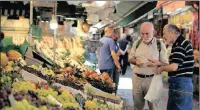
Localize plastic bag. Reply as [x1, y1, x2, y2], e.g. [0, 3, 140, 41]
[144, 74, 163, 104]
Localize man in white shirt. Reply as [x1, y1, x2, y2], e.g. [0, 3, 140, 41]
[128, 22, 168, 110]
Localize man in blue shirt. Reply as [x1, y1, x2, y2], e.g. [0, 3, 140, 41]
[98, 26, 121, 77]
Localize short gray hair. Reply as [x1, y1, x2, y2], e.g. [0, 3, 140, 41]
[167, 24, 181, 34]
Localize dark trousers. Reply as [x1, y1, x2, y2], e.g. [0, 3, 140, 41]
[119, 52, 128, 75]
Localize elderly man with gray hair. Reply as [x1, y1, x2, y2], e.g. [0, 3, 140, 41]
[129, 22, 168, 110]
[155, 24, 194, 110]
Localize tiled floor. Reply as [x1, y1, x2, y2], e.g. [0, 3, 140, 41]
[117, 66, 199, 110]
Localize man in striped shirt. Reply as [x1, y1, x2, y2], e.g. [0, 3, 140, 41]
[155, 24, 194, 110]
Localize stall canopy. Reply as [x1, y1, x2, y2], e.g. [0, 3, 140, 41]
[117, 1, 157, 27]
[156, 1, 187, 14]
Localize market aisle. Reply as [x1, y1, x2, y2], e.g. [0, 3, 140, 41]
[117, 66, 199, 110]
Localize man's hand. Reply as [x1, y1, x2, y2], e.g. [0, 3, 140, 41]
[147, 59, 161, 67]
[135, 59, 144, 67]
[117, 50, 121, 56]
[155, 67, 163, 75]
[116, 65, 121, 72]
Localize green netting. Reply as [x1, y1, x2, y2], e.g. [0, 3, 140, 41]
[0, 37, 29, 56]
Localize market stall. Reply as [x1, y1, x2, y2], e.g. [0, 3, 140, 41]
[0, 1, 126, 110]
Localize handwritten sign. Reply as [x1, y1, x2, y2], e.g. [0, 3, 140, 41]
[83, 40, 103, 53]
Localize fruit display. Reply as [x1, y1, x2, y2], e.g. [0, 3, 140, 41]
[82, 71, 115, 93]
[0, 71, 22, 88]
[4, 65, 13, 73]
[7, 50, 22, 61]
[22, 65, 85, 91]
[0, 86, 12, 109]
[0, 33, 125, 109]
[34, 36, 86, 69]
[7, 81, 81, 110]
[84, 100, 99, 110]
[12, 36, 25, 46]
[0, 53, 9, 67]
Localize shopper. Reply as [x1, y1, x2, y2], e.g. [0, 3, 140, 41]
[193, 49, 199, 96]
[155, 24, 194, 110]
[111, 29, 121, 93]
[118, 35, 130, 75]
[0, 32, 5, 51]
[98, 26, 121, 78]
[128, 22, 168, 110]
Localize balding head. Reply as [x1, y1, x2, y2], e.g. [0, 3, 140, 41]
[140, 22, 154, 43]
[104, 26, 113, 37]
[163, 24, 181, 46]
[141, 22, 154, 31]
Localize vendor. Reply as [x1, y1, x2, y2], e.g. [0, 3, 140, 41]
[193, 49, 199, 96]
[0, 32, 5, 51]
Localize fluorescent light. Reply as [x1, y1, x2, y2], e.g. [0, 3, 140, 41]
[176, 8, 182, 11]
[50, 15, 58, 30]
[41, 21, 44, 22]
[167, 12, 172, 15]
[65, 18, 77, 20]
[95, 1, 106, 6]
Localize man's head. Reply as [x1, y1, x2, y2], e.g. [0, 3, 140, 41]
[140, 22, 154, 43]
[163, 24, 181, 46]
[104, 26, 113, 37]
[112, 29, 119, 41]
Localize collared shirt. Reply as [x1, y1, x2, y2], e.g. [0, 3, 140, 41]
[98, 36, 116, 70]
[129, 37, 169, 75]
[168, 35, 194, 77]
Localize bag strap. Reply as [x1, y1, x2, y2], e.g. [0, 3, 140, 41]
[135, 39, 162, 59]
[136, 39, 142, 49]
[157, 40, 161, 60]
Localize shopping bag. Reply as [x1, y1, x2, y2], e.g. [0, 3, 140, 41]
[144, 74, 163, 104]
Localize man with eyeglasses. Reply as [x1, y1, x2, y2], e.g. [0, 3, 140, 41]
[155, 24, 194, 110]
[128, 22, 168, 110]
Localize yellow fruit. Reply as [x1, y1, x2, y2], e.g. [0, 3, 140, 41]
[0, 53, 8, 67]
[4, 65, 13, 72]
[65, 67, 73, 73]
[7, 50, 22, 61]
[30, 82, 37, 89]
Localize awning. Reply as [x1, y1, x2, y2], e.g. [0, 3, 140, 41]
[156, 1, 186, 14]
[117, 1, 157, 27]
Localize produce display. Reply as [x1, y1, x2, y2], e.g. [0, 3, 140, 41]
[82, 71, 115, 93]
[0, 35, 124, 109]
[0, 53, 9, 67]
[7, 50, 22, 61]
[34, 39, 86, 70]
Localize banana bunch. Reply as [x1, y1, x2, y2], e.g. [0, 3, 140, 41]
[12, 36, 25, 46]
[41, 67, 55, 76]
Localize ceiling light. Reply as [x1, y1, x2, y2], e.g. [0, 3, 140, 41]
[95, 1, 106, 6]
[65, 18, 77, 20]
[50, 15, 58, 30]
[167, 12, 172, 15]
[176, 8, 182, 11]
